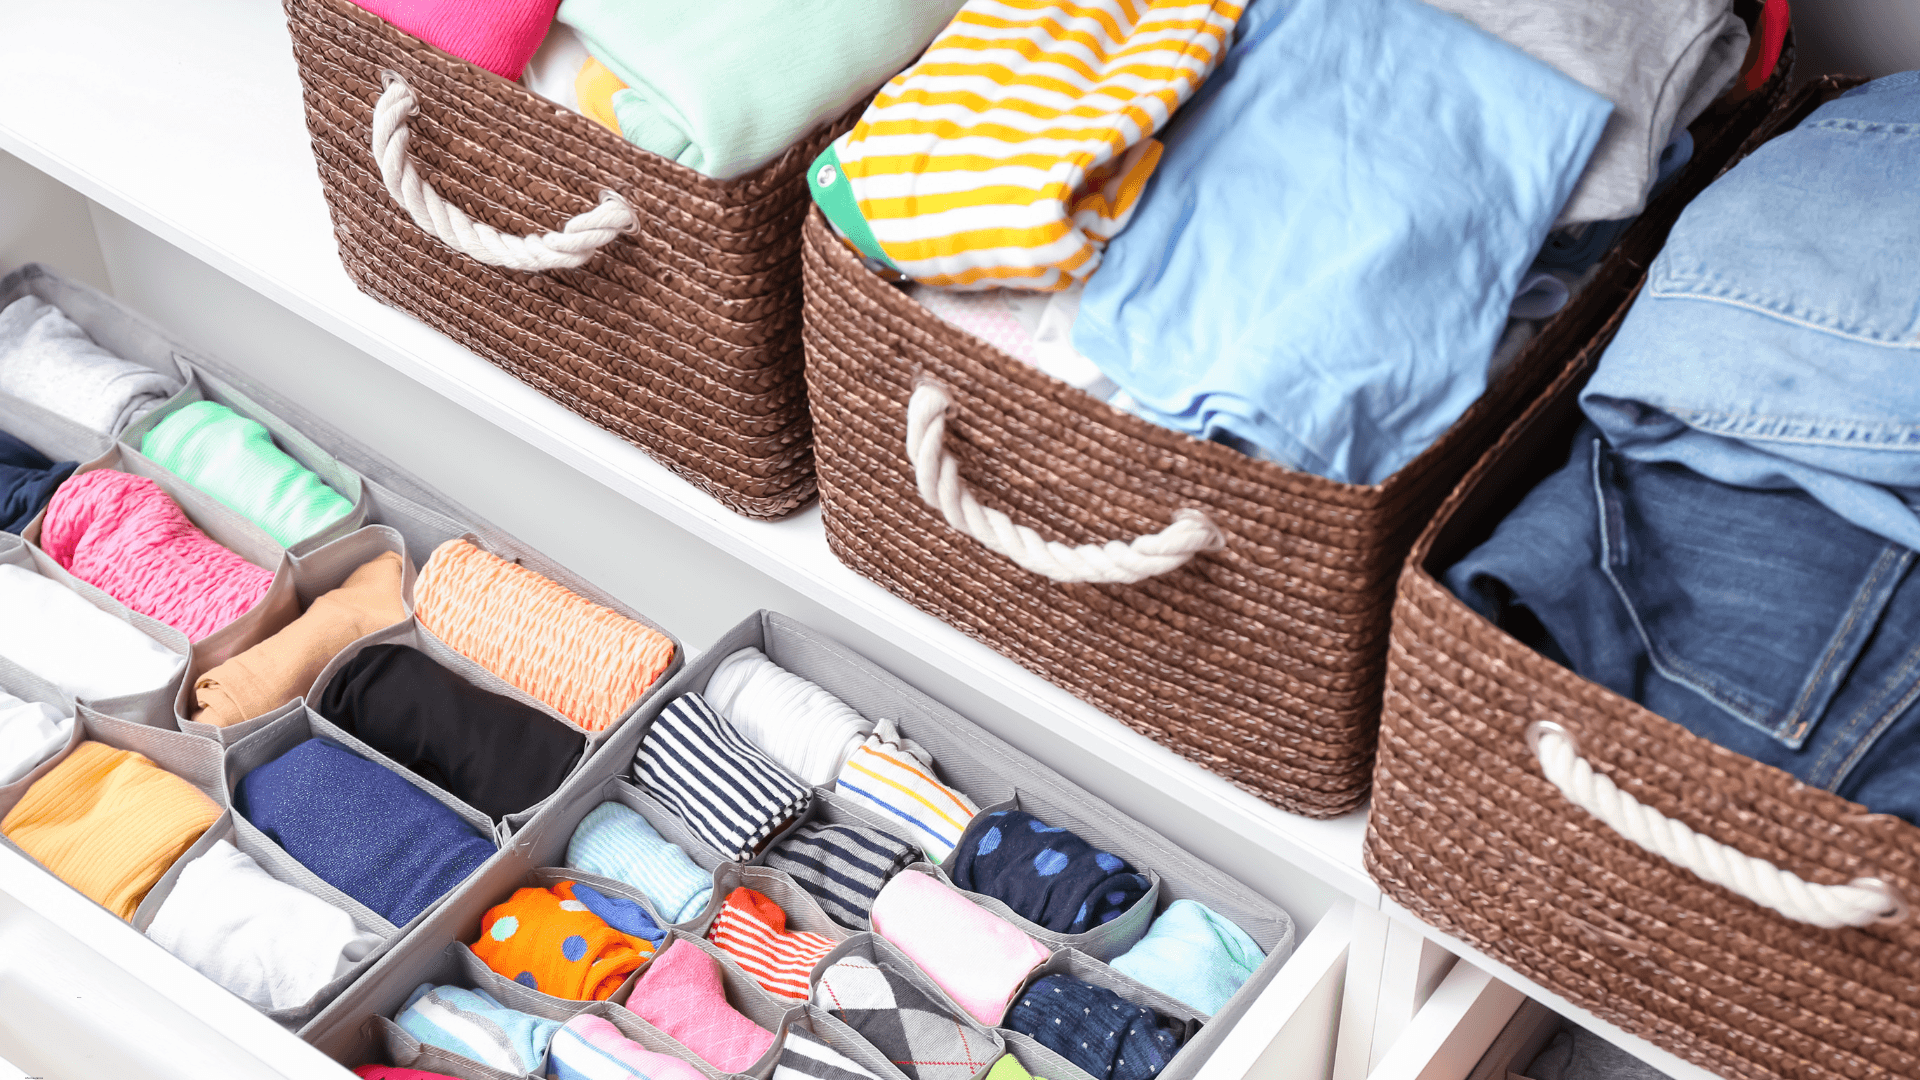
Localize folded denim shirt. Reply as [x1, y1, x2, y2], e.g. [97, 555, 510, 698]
[1447, 424, 1920, 822]
[1582, 72, 1920, 551]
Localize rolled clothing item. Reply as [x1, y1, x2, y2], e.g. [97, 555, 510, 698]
[414, 538, 674, 732]
[41, 468, 274, 642]
[948, 809, 1150, 934]
[1509, 271, 1572, 321]
[548, 1014, 707, 1080]
[869, 870, 1050, 1028]
[557, 0, 966, 180]
[834, 717, 978, 865]
[1424, 0, 1746, 225]
[146, 839, 383, 1011]
[0, 295, 176, 434]
[353, 1067, 464, 1080]
[0, 689, 71, 787]
[634, 692, 810, 863]
[1070, 0, 1610, 486]
[0, 562, 182, 702]
[472, 882, 656, 1001]
[813, 942, 1000, 1080]
[568, 879, 666, 947]
[706, 887, 836, 1001]
[319, 643, 586, 820]
[913, 285, 1117, 403]
[191, 550, 406, 728]
[1109, 899, 1265, 1017]
[774, 1026, 883, 1080]
[1534, 130, 1695, 275]
[1, 741, 221, 920]
[522, 19, 591, 112]
[396, 983, 562, 1076]
[704, 647, 872, 785]
[348, 0, 559, 81]
[1006, 976, 1185, 1080]
[236, 738, 495, 926]
[626, 939, 775, 1072]
[141, 401, 354, 548]
[808, 0, 1242, 290]
[762, 820, 916, 932]
[0, 427, 75, 534]
[565, 801, 714, 923]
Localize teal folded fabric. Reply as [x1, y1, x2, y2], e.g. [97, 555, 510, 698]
[397, 983, 561, 1075]
[565, 801, 713, 924]
[142, 400, 352, 547]
[556, 0, 967, 179]
[1109, 899, 1266, 1017]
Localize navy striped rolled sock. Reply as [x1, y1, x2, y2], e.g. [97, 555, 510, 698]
[764, 820, 917, 931]
[635, 692, 811, 862]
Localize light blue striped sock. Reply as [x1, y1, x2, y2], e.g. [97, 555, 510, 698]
[566, 802, 715, 923]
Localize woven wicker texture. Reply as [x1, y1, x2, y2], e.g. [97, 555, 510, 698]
[283, 0, 846, 519]
[800, 53, 1793, 818]
[414, 538, 675, 732]
[1364, 76, 1920, 1080]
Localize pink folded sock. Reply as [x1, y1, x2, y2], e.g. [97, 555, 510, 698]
[625, 939, 775, 1072]
[871, 870, 1051, 1027]
[351, 0, 560, 81]
[40, 469, 273, 642]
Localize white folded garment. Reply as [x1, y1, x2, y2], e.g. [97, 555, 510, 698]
[0, 563, 183, 702]
[703, 647, 871, 785]
[146, 840, 383, 1012]
[523, 21, 591, 112]
[0, 688, 71, 787]
[0, 296, 177, 434]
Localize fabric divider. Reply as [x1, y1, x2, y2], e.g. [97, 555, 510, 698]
[175, 525, 416, 744]
[1020, 947, 1206, 1033]
[117, 364, 370, 556]
[614, 929, 794, 1080]
[304, 616, 587, 834]
[364, 940, 594, 1079]
[367, 1020, 533, 1080]
[534, 773, 729, 926]
[0, 390, 115, 472]
[812, 934, 1006, 1080]
[0, 654, 80, 793]
[784, 1004, 919, 1080]
[1001, 1030, 1094, 1080]
[0, 266, 194, 430]
[747, 785, 882, 873]
[0, 530, 190, 727]
[696, 861, 855, 949]
[0, 704, 227, 926]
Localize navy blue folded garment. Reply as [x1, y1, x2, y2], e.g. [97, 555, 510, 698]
[319, 643, 585, 821]
[948, 809, 1149, 934]
[1007, 975, 1189, 1080]
[236, 737, 495, 925]
[0, 427, 75, 534]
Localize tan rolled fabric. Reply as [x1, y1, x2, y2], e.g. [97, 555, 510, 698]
[191, 551, 407, 727]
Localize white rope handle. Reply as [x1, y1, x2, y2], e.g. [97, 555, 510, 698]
[372, 72, 635, 272]
[1528, 721, 1908, 930]
[905, 380, 1223, 584]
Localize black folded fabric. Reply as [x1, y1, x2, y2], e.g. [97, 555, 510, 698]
[949, 809, 1150, 933]
[0, 427, 76, 534]
[319, 643, 585, 820]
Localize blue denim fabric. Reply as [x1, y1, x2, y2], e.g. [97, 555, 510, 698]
[1581, 71, 1920, 550]
[1070, 0, 1609, 486]
[1446, 424, 1920, 822]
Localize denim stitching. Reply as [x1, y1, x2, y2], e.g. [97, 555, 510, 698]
[1779, 547, 1910, 745]
[1644, 283, 1920, 347]
[1662, 408, 1920, 449]
[1808, 636, 1920, 789]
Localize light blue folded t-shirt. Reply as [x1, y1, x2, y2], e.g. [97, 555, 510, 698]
[1072, 0, 1611, 486]
[397, 983, 562, 1075]
[1110, 899, 1267, 1017]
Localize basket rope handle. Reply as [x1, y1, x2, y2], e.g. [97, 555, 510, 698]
[1528, 721, 1908, 930]
[905, 380, 1223, 584]
[371, 72, 636, 272]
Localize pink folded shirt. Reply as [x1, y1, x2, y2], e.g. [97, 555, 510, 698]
[40, 469, 272, 642]
[625, 939, 775, 1072]
[351, 0, 559, 81]
[870, 870, 1050, 1027]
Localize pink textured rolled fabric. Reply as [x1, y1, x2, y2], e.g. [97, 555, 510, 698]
[40, 470, 273, 643]
[625, 939, 775, 1072]
[870, 870, 1051, 1027]
[351, 0, 560, 81]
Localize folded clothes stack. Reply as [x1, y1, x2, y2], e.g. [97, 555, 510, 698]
[142, 401, 355, 548]
[0, 427, 74, 534]
[0, 561, 181, 704]
[0, 295, 177, 434]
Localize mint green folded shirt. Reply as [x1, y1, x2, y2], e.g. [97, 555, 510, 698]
[557, 0, 967, 180]
[1110, 899, 1267, 1017]
[141, 401, 352, 548]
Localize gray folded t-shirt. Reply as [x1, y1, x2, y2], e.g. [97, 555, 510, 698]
[0, 294, 177, 434]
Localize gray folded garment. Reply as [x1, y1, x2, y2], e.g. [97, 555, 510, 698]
[1427, 0, 1748, 225]
[1526, 1027, 1673, 1080]
[0, 295, 177, 434]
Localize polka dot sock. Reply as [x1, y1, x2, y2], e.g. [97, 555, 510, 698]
[470, 882, 657, 1001]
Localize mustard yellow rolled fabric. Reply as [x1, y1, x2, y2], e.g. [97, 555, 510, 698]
[191, 550, 408, 728]
[3, 741, 221, 920]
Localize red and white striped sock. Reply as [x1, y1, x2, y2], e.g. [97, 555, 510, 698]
[706, 887, 835, 1000]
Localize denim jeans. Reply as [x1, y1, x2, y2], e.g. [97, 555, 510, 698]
[1447, 423, 1920, 821]
[1581, 71, 1920, 550]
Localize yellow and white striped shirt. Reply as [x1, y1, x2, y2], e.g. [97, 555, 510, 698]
[810, 0, 1243, 290]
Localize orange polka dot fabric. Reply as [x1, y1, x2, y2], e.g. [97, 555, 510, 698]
[471, 882, 657, 1001]
[414, 539, 675, 732]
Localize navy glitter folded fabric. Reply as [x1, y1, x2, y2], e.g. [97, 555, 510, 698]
[948, 809, 1149, 933]
[0, 427, 75, 534]
[236, 736, 495, 925]
[1006, 974, 1187, 1080]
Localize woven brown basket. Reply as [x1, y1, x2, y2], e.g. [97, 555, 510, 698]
[1365, 77, 1920, 1080]
[283, 0, 846, 519]
[800, 53, 1793, 818]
